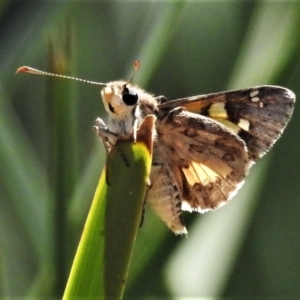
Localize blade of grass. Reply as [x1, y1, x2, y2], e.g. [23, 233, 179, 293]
[63, 115, 155, 299]
[130, 1, 186, 86]
[46, 31, 80, 294]
[0, 84, 54, 297]
[228, 2, 300, 88]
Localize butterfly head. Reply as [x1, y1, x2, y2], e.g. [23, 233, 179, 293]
[101, 81, 139, 118]
[101, 61, 141, 120]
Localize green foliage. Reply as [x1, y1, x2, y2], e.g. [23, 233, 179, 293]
[64, 116, 154, 299]
[1, 1, 300, 298]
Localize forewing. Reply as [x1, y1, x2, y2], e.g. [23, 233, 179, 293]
[158, 86, 295, 161]
[155, 107, 250, 212]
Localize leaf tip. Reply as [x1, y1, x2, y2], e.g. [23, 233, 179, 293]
[136, 114, 156, 154]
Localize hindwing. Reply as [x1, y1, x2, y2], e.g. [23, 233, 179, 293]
[151, 107, 250, 219]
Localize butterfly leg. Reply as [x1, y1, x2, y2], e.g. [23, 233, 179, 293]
[93, 117, 118, 153]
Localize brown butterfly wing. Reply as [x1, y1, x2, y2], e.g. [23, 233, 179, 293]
[152, 107, 249, 216]
[158, 85, 295, 161]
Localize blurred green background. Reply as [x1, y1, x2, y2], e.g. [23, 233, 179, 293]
[1, 1, 300, 299]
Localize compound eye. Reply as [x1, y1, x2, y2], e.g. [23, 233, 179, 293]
[122, 86, 138, 105]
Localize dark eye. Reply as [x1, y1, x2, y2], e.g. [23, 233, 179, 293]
[122, 86, 138, 105]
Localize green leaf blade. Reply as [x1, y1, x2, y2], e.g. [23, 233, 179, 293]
[63, 115, 155, 299]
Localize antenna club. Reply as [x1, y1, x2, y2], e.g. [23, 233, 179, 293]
[125, 60, 141, 85]
[15, 66, 31, 75]
[134, 60, 140, 70]
[15, 65, 107, 86]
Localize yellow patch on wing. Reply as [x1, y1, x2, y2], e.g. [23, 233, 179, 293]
[208, 102, 250, 133]
[181, 100, 212, 114]
[211, 118, 240, 134]
[182, 161, 221, 186]
[208, 103, 228, 119]
[181, 99, 250, 135]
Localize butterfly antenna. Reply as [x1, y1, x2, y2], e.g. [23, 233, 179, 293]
[15, 66, 107, 86]
[125, 60, 140, 85]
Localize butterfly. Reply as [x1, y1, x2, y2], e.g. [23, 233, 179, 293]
[93, 80, 295, 235]
[16, 64, 296, 235]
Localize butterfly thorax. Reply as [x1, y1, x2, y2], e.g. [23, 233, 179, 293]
[101, 81, 158, 135]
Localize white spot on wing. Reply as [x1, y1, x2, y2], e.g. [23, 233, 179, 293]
[250, 90, 259, 97]
[238, 118, 250, 131]
[251, 97, 260, 102]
